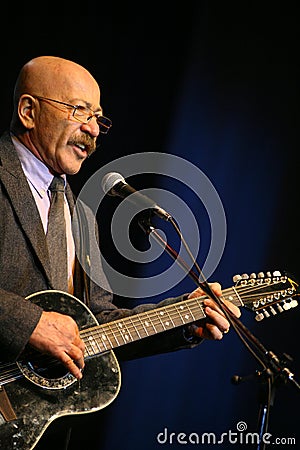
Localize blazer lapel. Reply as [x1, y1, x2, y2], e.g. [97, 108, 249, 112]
[0, 132, 52, 284]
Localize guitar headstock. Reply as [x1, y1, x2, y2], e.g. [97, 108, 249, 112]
[232, 270, 300, 321]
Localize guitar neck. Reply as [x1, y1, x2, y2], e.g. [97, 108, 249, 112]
[81, 287, 240, 357]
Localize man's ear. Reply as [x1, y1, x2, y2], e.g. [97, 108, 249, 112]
[18, 94, 36, 129]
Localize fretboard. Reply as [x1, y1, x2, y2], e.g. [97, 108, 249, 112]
[81, 286, 241, 358]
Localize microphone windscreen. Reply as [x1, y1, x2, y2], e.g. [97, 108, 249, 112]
[101, 172, 125, 194]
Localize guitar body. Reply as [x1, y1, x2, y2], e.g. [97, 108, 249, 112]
[0, 291, 121, 450]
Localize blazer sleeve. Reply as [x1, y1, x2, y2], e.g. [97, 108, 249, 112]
[0, 289, 43, 361]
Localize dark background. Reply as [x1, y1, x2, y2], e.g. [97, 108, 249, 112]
[1, 3, 300, 449]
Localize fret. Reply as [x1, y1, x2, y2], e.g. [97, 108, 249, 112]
[126, 316, 143, 341]
[116, 319, 134, 344]
[159, 305, 176, 329]
[106, 323, 122, 348]
[147, 311, 162, 334]
[85, 333, 103, 357]
[81, 328, 109, 353]
[156, 308, 171, 332]
[142, 311, 159, 334]
[132, 314, 151, 338]
[188, 299, 206, 321]
[222, 287, 241, 307]
[194, 298, 206, 319]
[98, 325, 114, 350]
[226, 289, 242, 307]
[173, 302, 195, 325]
[84, 338, 95, 357]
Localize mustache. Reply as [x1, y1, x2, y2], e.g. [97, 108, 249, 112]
[68, 134, 97, 156]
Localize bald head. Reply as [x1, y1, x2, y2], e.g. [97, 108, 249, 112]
[13, 56, 100, 104]
[10, 56, 101, 132]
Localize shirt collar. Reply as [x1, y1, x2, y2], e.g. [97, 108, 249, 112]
[11, 134, 66, 198]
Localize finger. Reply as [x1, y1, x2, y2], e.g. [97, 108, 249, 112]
[222, 299, 241, 318]
[61, 353, 83, 379]
[205, 296, 241, 318]
[209, 282, 222, 296]
[188, 282, 222, 299]
[73, 335, 86, 354]
[188, 288, 206, 299]
[204, 323, 223, 340]
[204, 306, 231, 333]
[203, 298, 238, 322]
[203, 299, 226, 316]
[68, 345, 85, 370]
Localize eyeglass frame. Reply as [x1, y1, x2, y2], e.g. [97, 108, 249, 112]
[29, 95, 112, 134]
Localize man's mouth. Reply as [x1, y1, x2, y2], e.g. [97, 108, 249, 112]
[69, 140, 96, 157]
[75, 143, 87, 152]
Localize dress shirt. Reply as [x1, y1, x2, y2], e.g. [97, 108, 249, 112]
[11, 134, 75, 293]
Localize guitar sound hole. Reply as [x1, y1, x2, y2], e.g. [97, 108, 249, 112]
[23, 349, 68, 380]
[28, 359, 67, 379]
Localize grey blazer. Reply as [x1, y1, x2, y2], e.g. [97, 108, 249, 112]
[0, 131, 200, 364]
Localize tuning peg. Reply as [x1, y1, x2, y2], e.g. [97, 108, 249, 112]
[269, 306, 277, 316]
[273, 270, 281, 277]
[266, 271, 272, 278]
[232, 274, 242, 283]
[290, 299, 298, 308]
[255, 312, 264, 322]
[255, 308, 271, 320]
[276, 304, 284, 313]
[250, 273, 257, 279]
[258, 272, 265, 278]
[241, 273, 249, 279]
[282, 301, 291, 310]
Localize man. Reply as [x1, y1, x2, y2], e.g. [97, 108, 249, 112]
[0, 56, 240, 449]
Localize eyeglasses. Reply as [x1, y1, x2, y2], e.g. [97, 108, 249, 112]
[32, 95, 112, 134]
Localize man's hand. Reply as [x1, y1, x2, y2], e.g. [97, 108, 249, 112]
[187, 282, 241, 340]
[29, 311, 85, 379]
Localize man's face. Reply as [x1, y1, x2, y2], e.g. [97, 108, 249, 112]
[28, 94, 101, 175]
[17, 62, 104, 176]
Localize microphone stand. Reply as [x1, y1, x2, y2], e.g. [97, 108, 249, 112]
[138, 214, 300, 450]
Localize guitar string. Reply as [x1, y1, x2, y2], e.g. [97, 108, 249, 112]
[82, 283, 288, 326]
[0, 279, 294, 385]
[0, 286, 269, 383]
[0, 282, 293, 377]
[80, 281, 294, 350]
[80, 284, 293, 349]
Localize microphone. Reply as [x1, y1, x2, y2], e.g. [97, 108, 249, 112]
[101, 172, 172, 221]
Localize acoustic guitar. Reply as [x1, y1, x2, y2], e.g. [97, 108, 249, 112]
[0, 270, 298, 450]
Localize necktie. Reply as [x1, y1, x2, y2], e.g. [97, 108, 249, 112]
[46, 176, 68, 292]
